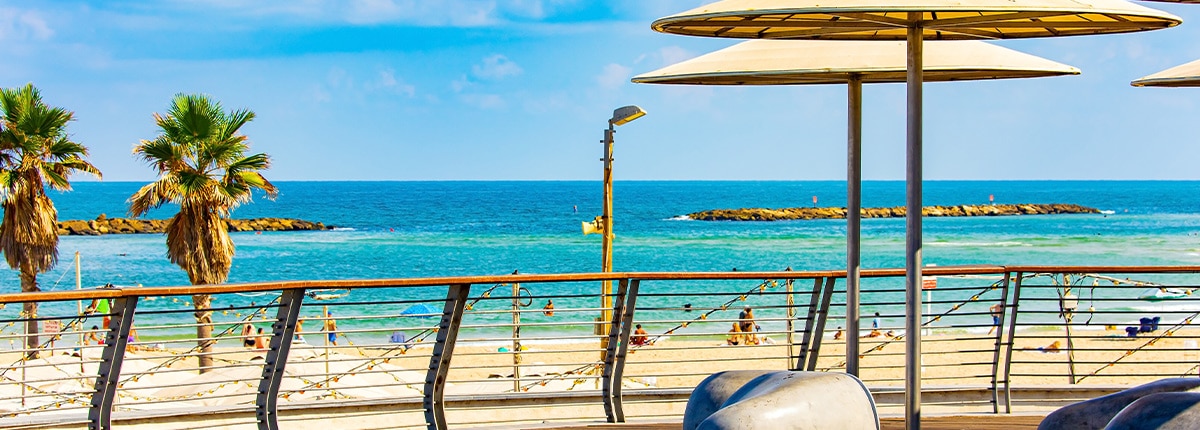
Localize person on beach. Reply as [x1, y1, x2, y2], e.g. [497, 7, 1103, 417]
[988, 303, 1003, 335]
[726, 323, 743, 346]
[254, 328, 267, 350]
[739, 307, 758, 345]
[87, 298, 114, 329]
[1022, 340, 1062, 353]
[631, 324, 649, 346]
[242, 323, 255, 348]
[863, 329, 882, 338]
[872, 312, 881, 330]
[126, 328, 139, 351]
[543, 300, 555, 317]
[85, 325, 101, 345]
[833, 326, 843, 341]
[324, 312, 339, 346]
[294, 319, 305, 343]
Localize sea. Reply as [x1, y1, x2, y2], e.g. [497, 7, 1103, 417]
[5, 180, 1200, 342]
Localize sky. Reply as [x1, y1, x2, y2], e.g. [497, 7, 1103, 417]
[3, 0, 1200, 181]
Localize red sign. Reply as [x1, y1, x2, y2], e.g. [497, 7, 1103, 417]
[921, 277, 937, 290]
[43, 320, 60, 334]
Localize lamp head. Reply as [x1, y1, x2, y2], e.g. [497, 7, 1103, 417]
[609, 105, 646, 126]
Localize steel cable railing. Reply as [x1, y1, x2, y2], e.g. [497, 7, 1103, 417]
[0, 266, 1198, 429]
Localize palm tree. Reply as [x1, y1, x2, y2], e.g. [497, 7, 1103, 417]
[0, 83, 102, 356]
[129, 94, 277, 372]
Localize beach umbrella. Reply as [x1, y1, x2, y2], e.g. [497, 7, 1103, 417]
[650, 0, 1179, 425]
[1132, 58, 1200, 87]
[633, 39, 1079, 376]
[399, 303, 441, 318]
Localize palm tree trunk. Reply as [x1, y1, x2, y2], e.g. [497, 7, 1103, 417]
[20, 271, 39, 359]
[193, 294, 214, 373]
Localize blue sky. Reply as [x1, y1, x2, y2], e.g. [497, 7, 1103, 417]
[4, 0, 1200, 181]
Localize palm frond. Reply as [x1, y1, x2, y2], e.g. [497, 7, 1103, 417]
[128, 177, 181, 217]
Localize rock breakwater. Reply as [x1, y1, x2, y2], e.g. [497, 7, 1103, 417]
[57, 214, 333, 236]
[687, 203, 1100, 221]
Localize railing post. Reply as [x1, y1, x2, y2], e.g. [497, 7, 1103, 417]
[785, 278, 795, 367]
[1002, 272, 1024, 414]
[425, 284, 470, 430]
[603, 279, 637, 423]
[807, 277, 837, 371]
[1062, 274, 1078, 385]
[88, 296, 138, 430]
[795, 278, 825, 370]
[256, 288, 306, 430]
[511, 281, 522, 393]
[990, 272, 1011, 414]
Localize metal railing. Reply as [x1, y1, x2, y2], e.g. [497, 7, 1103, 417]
[0, 266, 1198, 429]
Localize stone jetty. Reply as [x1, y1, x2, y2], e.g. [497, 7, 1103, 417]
[57, 214, 333, 236]
[687, 203, 1100, 221]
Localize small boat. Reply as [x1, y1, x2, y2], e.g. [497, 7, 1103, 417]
[1138, 288, 1190, 301]
[306, 289, 351, 301]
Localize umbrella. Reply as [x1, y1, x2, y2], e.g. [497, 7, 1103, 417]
[1132, 58, 1200, 87]
[650, 0, 1179, 426]
[633, 39, 1079, 375]
[399, 303, 441, 318]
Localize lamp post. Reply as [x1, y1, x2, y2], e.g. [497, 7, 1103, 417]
[592, 105, 646, 348]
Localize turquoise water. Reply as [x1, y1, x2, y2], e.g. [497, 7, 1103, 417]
[6, 180, 1200, 340]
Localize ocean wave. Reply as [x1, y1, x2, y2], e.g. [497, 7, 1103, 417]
[926, 241, 1030, 247]
[330, 227, 357, 232]
[1100, 210, 1116, 215]
[665, 215, 692, 221]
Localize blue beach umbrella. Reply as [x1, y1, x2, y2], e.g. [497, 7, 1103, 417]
[399, 303, 440, 318]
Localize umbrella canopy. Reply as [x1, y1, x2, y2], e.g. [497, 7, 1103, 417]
[399, 303, 442, 317]
[1132, 58, 1200, 87]
[632, 38, 1078, 376]
[632, 40, 1079, 85]
[652, 0, 1180, 40]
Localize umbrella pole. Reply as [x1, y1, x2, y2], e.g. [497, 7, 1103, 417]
[905, 15, 925, 430]
[846, 74, 863, 377]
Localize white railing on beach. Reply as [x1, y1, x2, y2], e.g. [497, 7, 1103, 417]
[0, 266, 1198, 429]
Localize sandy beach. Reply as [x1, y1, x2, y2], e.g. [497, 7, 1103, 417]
[1, 322, 1194, 427]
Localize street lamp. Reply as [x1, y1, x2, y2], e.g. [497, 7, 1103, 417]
[589, 105, 645, 345]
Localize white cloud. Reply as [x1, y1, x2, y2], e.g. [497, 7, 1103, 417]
[184, 0, 567, 27]
[596, 63, 632, 90]
[377, 68, 416, 97]
[0, 8, 53, 41]
[658, 46, 694, 66]
[450, 75, 472, 92]
[311, 85, 332, 103]
[461, 93, 505, 109]
[327, 67, 351, 89]
[472, 54, 523, 80]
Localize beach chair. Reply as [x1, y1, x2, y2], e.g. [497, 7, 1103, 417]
[1139, 317, 1156, 333]
[1126, 326, 1140, 337]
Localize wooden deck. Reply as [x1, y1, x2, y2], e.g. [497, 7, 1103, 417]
[540, 414, 1044, 430]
